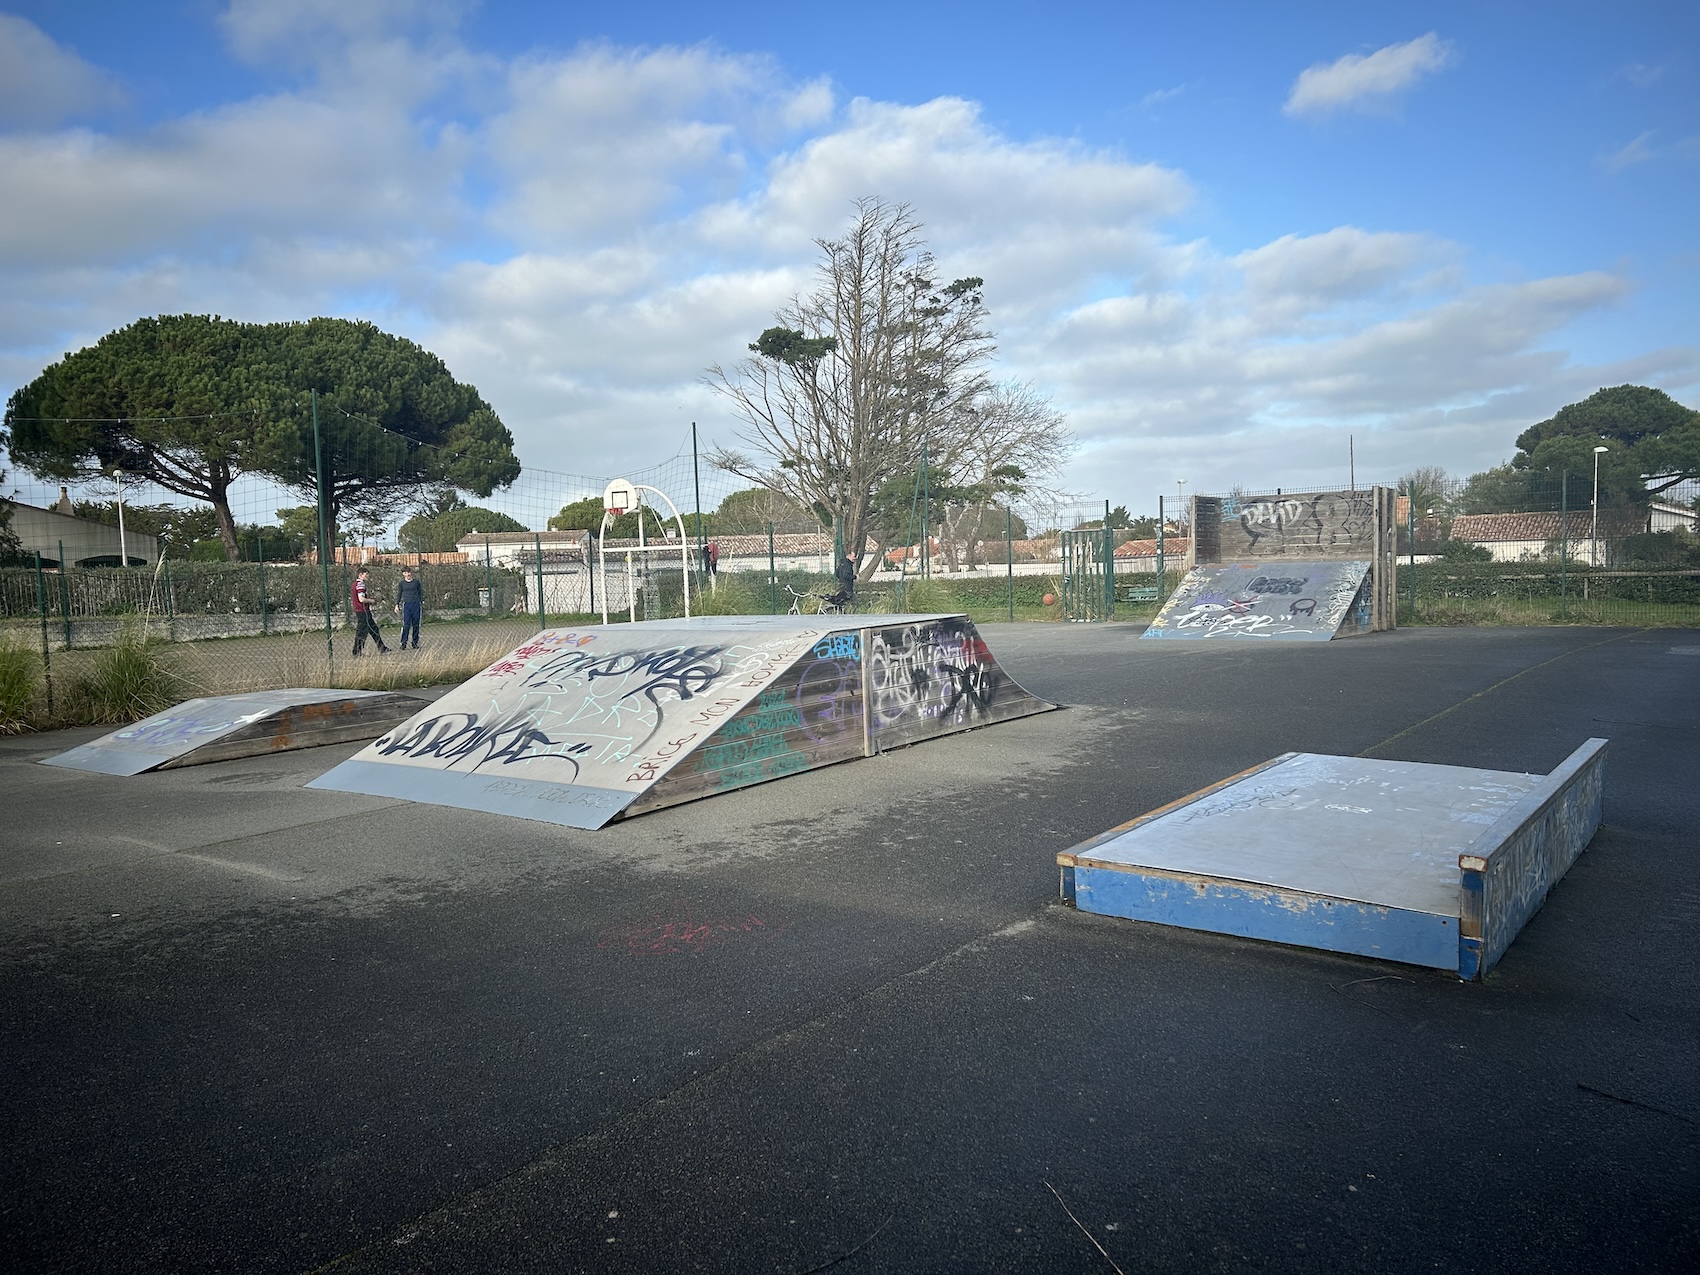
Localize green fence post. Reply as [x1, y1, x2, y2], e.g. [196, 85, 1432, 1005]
[257, 536, 269, 635]
[767, 522, 777, 614]
[1407, 484, 1417, 621]
[1157, 495, 1166, 603]
[1103, 500, 1115, 621]
[692, 421, 706, 593]
[312, 387, 335, 676]
[34, 551, 53, 716]
[1559, 471, 1568, 619]
[58, 540, 72, 649]
[1006, 505, 1014, 622]
[921, 442, 931, 581]
[534, 533, 547, 631]
[163, 557, 176, 641]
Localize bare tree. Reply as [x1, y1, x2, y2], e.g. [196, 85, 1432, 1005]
[707, 199, 995, 577]
[933, 381, 1072, 568]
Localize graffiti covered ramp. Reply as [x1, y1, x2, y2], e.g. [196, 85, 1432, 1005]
[1058, 740, 1607, 979]
[307, 614, 1054, 830]
[1141, 560, 1374, 640]
[40, 689, 423, 777]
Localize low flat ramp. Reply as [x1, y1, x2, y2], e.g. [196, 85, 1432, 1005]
[308, 614, 1053, 829]
[1058, 740, 1607, 979]
[1142, 560, 1372, 639]
[41, 689, 423, 776]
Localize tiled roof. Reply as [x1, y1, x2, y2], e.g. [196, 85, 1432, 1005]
[1114, 537, 1191, 559]
[1450, 510, 1648, 543]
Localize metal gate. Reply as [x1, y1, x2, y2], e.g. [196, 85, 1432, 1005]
[1059, 527, 1115, 622]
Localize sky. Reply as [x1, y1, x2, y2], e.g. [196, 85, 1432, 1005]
[1, 0, 1696, 512]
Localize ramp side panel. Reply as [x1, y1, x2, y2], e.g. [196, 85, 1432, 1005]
[39, 689, 412, 776]
[866, 617, 1053, 749]
[154, 693, 420, 768]
[1141, 561, 1371, 640]
[1458, 738, 1608, 980]
[627, 630, 868, 815]
[1074, 865, 1460, 970]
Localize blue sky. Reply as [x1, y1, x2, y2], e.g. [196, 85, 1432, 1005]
[1, 0, 1695, 507]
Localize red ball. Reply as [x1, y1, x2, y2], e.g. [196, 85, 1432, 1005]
[1042, 592, 1056, 607]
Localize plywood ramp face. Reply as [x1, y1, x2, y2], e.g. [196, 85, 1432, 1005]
[309, 615, 1054, 829]
[1142, 561, 1372, 640]
[39, 689, 423, 776]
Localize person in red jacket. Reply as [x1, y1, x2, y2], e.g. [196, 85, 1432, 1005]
[351, 566, 390, 655]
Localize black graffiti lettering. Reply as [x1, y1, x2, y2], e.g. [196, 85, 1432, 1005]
[1247, 576, 1308, 595]
[375, 711, 594, 773]
[520, 644, 727, 706]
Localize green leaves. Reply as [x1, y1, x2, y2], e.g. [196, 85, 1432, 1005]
[1513, 385, 1700, 499]
[3, 314, 522, 562]
[750, 327, 838, 368]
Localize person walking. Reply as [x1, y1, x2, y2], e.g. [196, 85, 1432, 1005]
[351, 566, 389, 655]
[827, 553, 857, 612]
[394, 566, 424, 650]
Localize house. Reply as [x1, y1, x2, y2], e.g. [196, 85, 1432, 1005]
[1112, 537, 1191, 573]
[1448, 509, 1652, 565]
[3, 489, 160, 567]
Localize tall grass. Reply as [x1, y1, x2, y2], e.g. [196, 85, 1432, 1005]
[0, 639, 42, 733]
[67, 623, 193, 725]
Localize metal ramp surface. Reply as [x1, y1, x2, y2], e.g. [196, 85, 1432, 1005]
[1141, 560, 1373, 640]
[41, 689, 422, 776]
[1058, 740, 1607, 979]
[308, 614, 1054, 829]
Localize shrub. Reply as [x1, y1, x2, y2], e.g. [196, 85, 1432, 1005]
[68, 624, 192, 724]
[0, 639, 41, 732]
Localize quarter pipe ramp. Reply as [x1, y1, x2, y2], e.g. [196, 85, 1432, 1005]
[1141, 560, 1374, 640]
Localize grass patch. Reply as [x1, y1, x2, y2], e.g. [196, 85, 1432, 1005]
[65, 624, 194, 725]
[0, 639, 43, 732]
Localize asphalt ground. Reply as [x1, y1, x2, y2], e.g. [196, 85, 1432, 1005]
[1, 624, 1695, 1274]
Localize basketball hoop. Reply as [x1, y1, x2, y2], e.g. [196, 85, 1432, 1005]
[602, 478, 638, 517]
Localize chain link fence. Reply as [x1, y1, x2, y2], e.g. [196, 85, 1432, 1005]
[5, 455, 1697, 729]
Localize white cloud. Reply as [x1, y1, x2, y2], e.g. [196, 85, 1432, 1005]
[0, 14, 124, 128]
[1617, 61, 1667, 89]
[218, 0, 472, 64]
[1139, 85, 1186, 109]
[1284, 33, 1455, 118]
[1601, 130, 1658, 172]
[1, 22, 1686, 511]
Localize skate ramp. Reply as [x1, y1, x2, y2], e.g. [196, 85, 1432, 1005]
[308, 614, 1054, 829]
[41, 689, 423, 777]
[1058, 740, 1607, 979]
[1141, 560, 1373, 640]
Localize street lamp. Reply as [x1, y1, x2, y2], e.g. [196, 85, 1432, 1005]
[1176, 479, 1187, 529]
[1591, 445, 1609, 566]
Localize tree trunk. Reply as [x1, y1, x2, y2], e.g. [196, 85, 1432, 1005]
[212, 490, 242, 563]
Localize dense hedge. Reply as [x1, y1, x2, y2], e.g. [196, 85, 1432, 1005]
[1410, 563, 1700, 606]
[0, 560, 531, 620]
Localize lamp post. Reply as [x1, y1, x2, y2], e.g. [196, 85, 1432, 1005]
[1591, 445, 1609, 567]
[1176, 479, 1187, 528]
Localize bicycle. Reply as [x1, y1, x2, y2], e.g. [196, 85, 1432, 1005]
[784, 585, 853, 616]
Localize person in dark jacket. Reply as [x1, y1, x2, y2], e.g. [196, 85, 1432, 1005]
[394, 566, 424, 649]
[826, 554, 856, 610]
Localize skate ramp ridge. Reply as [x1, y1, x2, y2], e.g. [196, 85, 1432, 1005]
[1058, 739, 1607, 979]
[307, 614, 1054, 829]
[41, 689, 423, 776]
[1141, 560, 1373, 640]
